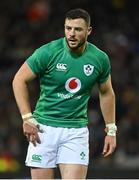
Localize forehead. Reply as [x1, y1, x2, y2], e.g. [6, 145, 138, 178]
[65, 18, 87, 28]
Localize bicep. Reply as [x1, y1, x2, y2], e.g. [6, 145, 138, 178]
[98, 75, 114, 95]
[14, 62, 37, 82]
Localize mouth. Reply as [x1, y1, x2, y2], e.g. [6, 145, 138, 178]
[69, 39, 77, 42]
[68, 39, 77, 45]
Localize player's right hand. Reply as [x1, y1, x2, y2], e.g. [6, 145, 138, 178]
[23, 120, 43, 146]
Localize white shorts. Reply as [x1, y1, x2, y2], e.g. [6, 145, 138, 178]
[25, 124, 89, 168]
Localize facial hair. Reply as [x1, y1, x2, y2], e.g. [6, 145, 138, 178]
[66, 37, 86, 51]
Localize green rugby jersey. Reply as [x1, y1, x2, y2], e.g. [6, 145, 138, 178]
[26, 38, 111, 128]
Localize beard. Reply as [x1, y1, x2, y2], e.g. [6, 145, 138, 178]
[66, 37, 86, 51]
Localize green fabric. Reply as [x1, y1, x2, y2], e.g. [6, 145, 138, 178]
[26, 38, 111, 128]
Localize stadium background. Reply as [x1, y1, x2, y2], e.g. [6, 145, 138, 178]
[0, 0, 139, 178]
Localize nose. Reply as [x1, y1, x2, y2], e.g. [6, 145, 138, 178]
[70, 28, 75, 37]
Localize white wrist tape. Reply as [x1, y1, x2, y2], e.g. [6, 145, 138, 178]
[27, 118, 38, 126]
[21, 113, 32, 119]
[106, 123, 117, 136]
[22, 113, 38, 126]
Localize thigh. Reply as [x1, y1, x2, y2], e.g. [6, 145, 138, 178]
[59, 164, 88, 179]
[31, 167, 54, 179]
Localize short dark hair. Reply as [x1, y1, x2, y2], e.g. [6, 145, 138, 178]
[65, 8, 91, 26]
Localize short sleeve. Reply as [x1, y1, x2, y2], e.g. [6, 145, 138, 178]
[97, 53, 111, 84]
[26, 47, 49, 75]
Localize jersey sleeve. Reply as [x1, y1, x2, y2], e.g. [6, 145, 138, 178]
[97, 53, 111, 84]
[26, 47, 50, 75]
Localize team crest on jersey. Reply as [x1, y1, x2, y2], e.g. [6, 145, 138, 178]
[84, 64, 94, 76]
[65, 77, 81, 93]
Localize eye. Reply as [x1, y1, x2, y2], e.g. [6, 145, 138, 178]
[75, 27, 82, 32]
[65, 26, 71, 31]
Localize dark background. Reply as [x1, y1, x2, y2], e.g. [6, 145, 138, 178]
[0, 0, 139, 178]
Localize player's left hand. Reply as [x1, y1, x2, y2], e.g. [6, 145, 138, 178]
[102, 135, 116, 157]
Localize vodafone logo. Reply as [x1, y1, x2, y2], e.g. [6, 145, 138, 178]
[65, 77, 81, 93]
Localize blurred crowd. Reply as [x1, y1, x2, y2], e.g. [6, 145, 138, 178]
[0, 0, 139, 173]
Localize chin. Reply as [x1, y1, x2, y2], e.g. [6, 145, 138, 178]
[69, 45, 78, 49]
[68, 43, 79, 49]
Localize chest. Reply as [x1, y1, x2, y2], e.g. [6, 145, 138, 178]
[44, 51, 102, 92]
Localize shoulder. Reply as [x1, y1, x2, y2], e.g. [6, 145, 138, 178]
[87, 42, 109, 60]
[87, 42, 111, 76]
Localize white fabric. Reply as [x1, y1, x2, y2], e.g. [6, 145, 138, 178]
[25, 124, 89, 168]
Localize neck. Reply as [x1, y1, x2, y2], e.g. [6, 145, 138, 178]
[73, 42, 87, 54]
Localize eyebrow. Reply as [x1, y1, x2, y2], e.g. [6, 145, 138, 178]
[65, 25, 83, 29]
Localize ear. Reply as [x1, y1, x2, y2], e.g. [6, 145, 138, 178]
[88, 26, 92, 35]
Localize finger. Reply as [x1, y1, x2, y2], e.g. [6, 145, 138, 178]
[35, 133, 41, 144]
[103, 145, 115, 157]
[24, 133, 30, 141]
[102, 142, 109, 155]
[37, 125, 44, 133]
[30, 135, 37, 147]
[26, 134, 30, 142]
[30, 133, 41, 145]
[103, 149, 112, 157]
[103, 150, 111, 157]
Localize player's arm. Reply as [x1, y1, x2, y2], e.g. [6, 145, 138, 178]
[12, 62, 36, 115]
[98, 75, 117, 157]
[12, 62, 41, 146]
